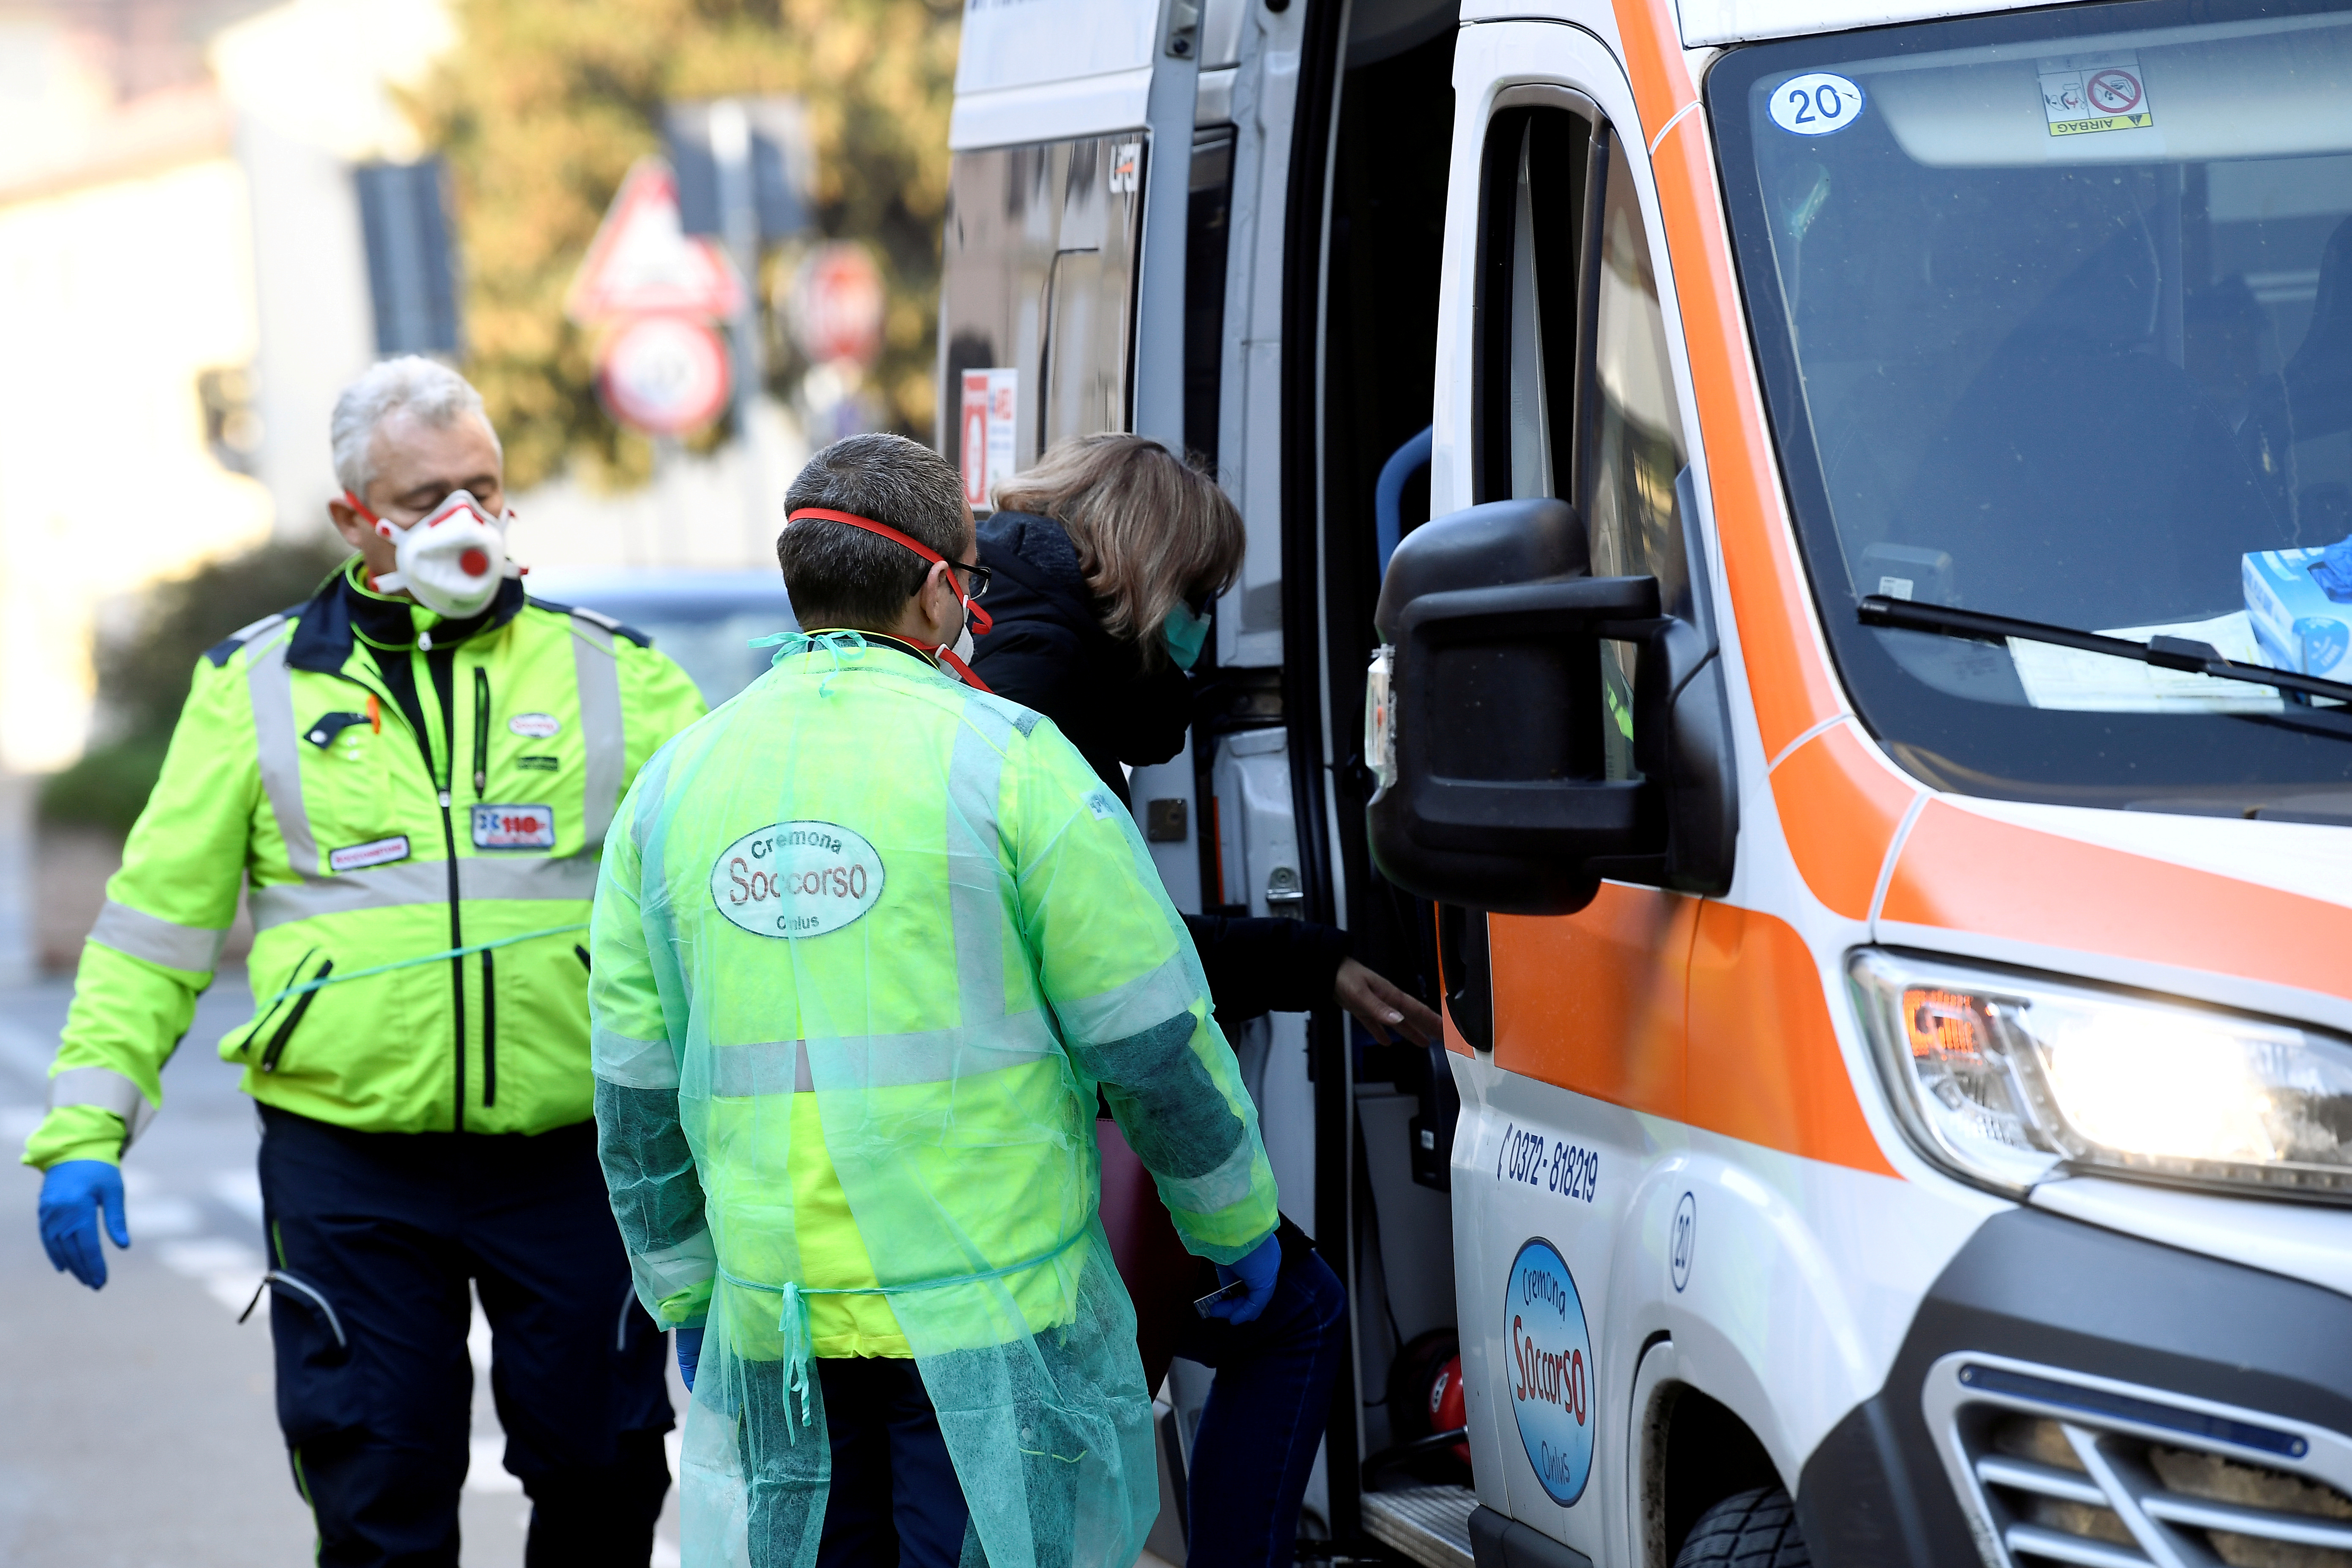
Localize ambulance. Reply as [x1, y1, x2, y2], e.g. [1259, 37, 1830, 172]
[938, 0, 2352, 1564]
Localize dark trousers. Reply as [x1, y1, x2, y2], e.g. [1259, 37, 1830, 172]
[1168, 1224, 1350, 1568]
[257, 1106, 675, 1568]
[808, 1358, 974, 1568]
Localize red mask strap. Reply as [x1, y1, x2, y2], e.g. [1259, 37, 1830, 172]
[784, 507, 996, 639]
[341, 491, 390, 592]
[934, 646, 993, 692]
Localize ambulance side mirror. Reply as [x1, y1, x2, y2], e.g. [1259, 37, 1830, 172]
[1365, 498, 1663, 916]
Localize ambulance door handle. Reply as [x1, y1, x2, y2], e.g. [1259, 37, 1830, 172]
[1437, 903, 1492, 1052]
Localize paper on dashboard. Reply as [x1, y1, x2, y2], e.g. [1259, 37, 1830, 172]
[2008, 610, 2284, 712]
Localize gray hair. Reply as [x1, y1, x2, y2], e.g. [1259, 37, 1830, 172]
[779, 434, 969, 630]
[329, 356, 498, 499]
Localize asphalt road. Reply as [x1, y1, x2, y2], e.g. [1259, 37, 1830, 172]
[0, 966, 687, 1567]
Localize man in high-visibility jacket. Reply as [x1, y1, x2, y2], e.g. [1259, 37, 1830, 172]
[24, 357, 709, 1567]
[591, 433, 1282, 1568]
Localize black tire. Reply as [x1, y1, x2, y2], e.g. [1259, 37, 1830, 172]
[1672, 1486, 1812, 1568]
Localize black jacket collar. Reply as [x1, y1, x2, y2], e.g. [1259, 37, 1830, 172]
[977, 512, 1116, 654]
[288, 564, 525, 675]
[791, 629, 942, 673]
[858, 632, 942, 669]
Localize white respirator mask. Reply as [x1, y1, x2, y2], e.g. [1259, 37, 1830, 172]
[348, 488, 521, 620]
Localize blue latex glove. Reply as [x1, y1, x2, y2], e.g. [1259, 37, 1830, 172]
[1204, 1230, 1282, 1325]
[38, 1160, 129, 1291]
[2312, 531, 2352, 602]
[676, 1326, 705, 1392]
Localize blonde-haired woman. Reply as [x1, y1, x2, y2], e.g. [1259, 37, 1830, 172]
[971, 433, 1437, 1568]
[976, 433, 1434, 1041]
[977, 432, 1239, 784]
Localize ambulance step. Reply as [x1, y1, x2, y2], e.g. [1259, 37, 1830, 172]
[1362, 1484, 1476, 1568]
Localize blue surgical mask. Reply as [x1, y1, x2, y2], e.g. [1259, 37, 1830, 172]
[1161, 599, 1211, 670]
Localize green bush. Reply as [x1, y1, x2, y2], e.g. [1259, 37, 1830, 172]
[38, 738, 174, 835]
[39, 539, 351, 835]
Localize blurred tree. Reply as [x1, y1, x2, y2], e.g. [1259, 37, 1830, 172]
[412, 0, 959, 491]
[41, 541, 350, 834]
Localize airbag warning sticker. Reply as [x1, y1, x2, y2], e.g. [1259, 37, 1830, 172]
[2041, 51, 2153, 136]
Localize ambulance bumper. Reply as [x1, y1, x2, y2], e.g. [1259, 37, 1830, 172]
[1797, 1204, 2352, 1567]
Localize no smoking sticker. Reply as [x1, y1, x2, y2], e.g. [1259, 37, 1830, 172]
[2039, 50, 2154, 137]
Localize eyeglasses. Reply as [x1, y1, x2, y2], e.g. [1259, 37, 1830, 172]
[947, 560, 992, 600]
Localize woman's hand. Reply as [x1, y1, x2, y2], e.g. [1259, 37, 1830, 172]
[1332, 958, 1442, 1046]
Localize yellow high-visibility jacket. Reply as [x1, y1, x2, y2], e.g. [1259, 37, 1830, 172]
[23, 563, 708, 1169]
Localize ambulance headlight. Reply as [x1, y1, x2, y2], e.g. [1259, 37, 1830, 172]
[1850, 949, 2352, 1201]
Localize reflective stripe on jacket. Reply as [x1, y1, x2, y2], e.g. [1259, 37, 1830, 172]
[23, 564, 709, 1168]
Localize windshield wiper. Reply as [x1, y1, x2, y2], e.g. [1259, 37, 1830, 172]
[1856, 595, 2352, 708]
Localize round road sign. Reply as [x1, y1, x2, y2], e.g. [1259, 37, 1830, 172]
[596, 315, 731, 435]
[790, 242, 885, 368]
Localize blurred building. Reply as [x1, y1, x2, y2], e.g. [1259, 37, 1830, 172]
[0, 0, 798, 795]
[212, 0, 457, 544]
[0, 0, 446, 776]
[0, 3, 259, 774]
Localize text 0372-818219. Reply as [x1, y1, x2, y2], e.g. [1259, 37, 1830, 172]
[1499, 1123, 1598, 1203]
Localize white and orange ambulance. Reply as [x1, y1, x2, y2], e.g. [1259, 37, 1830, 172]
[939, 1, 2352, 1564]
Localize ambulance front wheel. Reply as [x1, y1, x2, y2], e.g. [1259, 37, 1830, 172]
[1673, 1486, 1811, 1568]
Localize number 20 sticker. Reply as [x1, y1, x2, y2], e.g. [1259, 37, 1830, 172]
[1770, 72, 1865, 135]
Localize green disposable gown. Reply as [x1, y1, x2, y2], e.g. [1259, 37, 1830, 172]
[591, 632, 1279, 1568]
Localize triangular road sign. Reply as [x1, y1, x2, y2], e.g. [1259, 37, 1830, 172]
[566, 158, 745, 323]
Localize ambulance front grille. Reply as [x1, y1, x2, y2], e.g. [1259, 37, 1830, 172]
[1922, 1354, 2352, 1568]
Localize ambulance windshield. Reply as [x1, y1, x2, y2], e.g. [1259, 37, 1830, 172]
[1714, 0, 2352, 812]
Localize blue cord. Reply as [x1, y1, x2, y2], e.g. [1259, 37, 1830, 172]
[1375, 425, 1434, 580]
[719, 1225, 1091, 1438]
[752, 629, 870, 695]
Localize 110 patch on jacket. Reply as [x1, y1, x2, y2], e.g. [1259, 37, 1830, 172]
[473, 805, 557, 849]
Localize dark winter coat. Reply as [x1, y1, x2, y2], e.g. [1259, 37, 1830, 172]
[971, 510, 1347, 1024]
[968, 509, 1190, 810]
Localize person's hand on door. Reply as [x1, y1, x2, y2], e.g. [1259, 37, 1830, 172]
[1332, 958, 1441, 1046]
